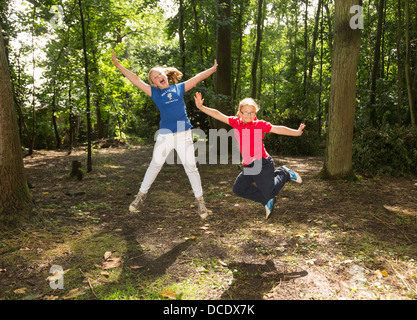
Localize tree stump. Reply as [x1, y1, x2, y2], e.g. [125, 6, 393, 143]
[70, 160, 83, 180]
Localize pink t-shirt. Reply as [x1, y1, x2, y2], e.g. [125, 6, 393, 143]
[228, 116, 272, 165]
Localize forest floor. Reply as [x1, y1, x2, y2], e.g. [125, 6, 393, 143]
[1, 141, 417, 301]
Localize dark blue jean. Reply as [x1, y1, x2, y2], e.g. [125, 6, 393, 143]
[232, 156, 290, 206]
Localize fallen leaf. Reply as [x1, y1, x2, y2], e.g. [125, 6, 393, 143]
[14, 288, 27, 294]
[102, 257, 122, 269]
[197, 266, 209, 274]
[376, 269, 389, 278]
[101, 270, 110, 277]
[307, 259, 316, 265]
[218, 260, 228, 267]
[104, 251, 112, 260]
[46, 268, 69, 282]
[161, 289, 178, 300]
[63, 288, 86, 300]
[130, 266, 142, 269]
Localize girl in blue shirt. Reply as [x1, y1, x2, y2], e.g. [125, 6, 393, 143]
[112, 51, 217, 219]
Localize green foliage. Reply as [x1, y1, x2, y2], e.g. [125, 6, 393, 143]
[263, 109, 324, 156]
[353, 125, 417, 176]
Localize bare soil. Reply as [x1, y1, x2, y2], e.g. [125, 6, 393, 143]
[1, 143, 416, 300]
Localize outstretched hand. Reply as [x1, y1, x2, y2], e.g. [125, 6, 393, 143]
[194, 92, 204, 110]
[212, 59, 218, 72]
[111, 50, 118, 65]
[298, 123, 306, 136]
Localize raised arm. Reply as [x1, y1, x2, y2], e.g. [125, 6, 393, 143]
[184, 60, 218, 92]
[270, 123, 306, 136]
[193, 92, 229, 125]
[111, 50, 152, 97]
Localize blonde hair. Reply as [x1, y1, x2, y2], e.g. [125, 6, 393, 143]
[148, 66, 183, 86]
[238, 98, 260, 114]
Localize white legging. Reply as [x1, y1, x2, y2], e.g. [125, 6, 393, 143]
[139, 129, 203, 198]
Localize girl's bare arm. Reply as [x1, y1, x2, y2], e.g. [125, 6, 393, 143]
[112, 50, 152, 97]
[193, 92, 229, 125]
[184, 60, 218, 92]
[270, 123, 306, 136]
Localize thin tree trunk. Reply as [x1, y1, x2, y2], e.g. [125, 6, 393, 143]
[215, 0, 232, 129]
[369, 0, 384, 126]
[318, 0, 324, 136]
[29, 4, 36, 155]
[308, 0, 323, 80]
[233, 0, 245, 103]
[251, 0, 264, 98]
[405, 0, 416, 126]
[303, 0, 309, 98]
[397, 0, 403, 126]
[78, 0, 92, 171]
[178, 0, 186, 72]
[51, 84, 61, 149]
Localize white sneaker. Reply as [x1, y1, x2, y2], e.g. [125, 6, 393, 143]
[129, 192, 146, 212]
[282, 166, 302, 183]
[265, 198, 275, 219]
[196, 197, 209, 220]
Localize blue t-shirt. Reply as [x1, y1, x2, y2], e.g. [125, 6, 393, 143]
[150, 83, 192, 134]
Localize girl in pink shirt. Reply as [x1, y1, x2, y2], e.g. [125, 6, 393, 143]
[194, 92, 305, 219]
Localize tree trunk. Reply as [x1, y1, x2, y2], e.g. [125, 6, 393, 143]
[397, 0, 403, 126]
[0, 27, 33, 226]
[318, 0, 324, 136]
[78, 0, 92, 171]
[303, 0, 309, 98]
[323, 0, 361, 179]
[405, 0, 416, 126]
[178, 0, 186, 72]
[29, 4, 36, 155]
[308, 0, 323, 81]
[68, 77, 75, 154]
[191, 0, 203, 66]
[51, 84, 61, 149]
[369, 0, 384, 126]
[251, 0, 264, 99]
[233, 0, 246, 103]
[215, 0, 232, 129]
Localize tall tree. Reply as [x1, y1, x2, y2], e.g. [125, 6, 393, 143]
[251, 0, 265, 99]
[0, 27, 33, 226]
[396, 0, 403, 125]
[78, 0, 92, 172]
[178, 0, 185, 71]
[404, 0, 416, 126]
[308, 0, 323, 81]
[232, 0, 247, 102]
[369, 0, 384, 126]
[215, 0, 232, 129]
[323, 0, 361, 179]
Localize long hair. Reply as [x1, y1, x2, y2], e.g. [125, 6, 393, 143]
[148, 66, 183, 86]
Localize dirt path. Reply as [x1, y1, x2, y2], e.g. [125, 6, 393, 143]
[1, 144, 416, 300]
